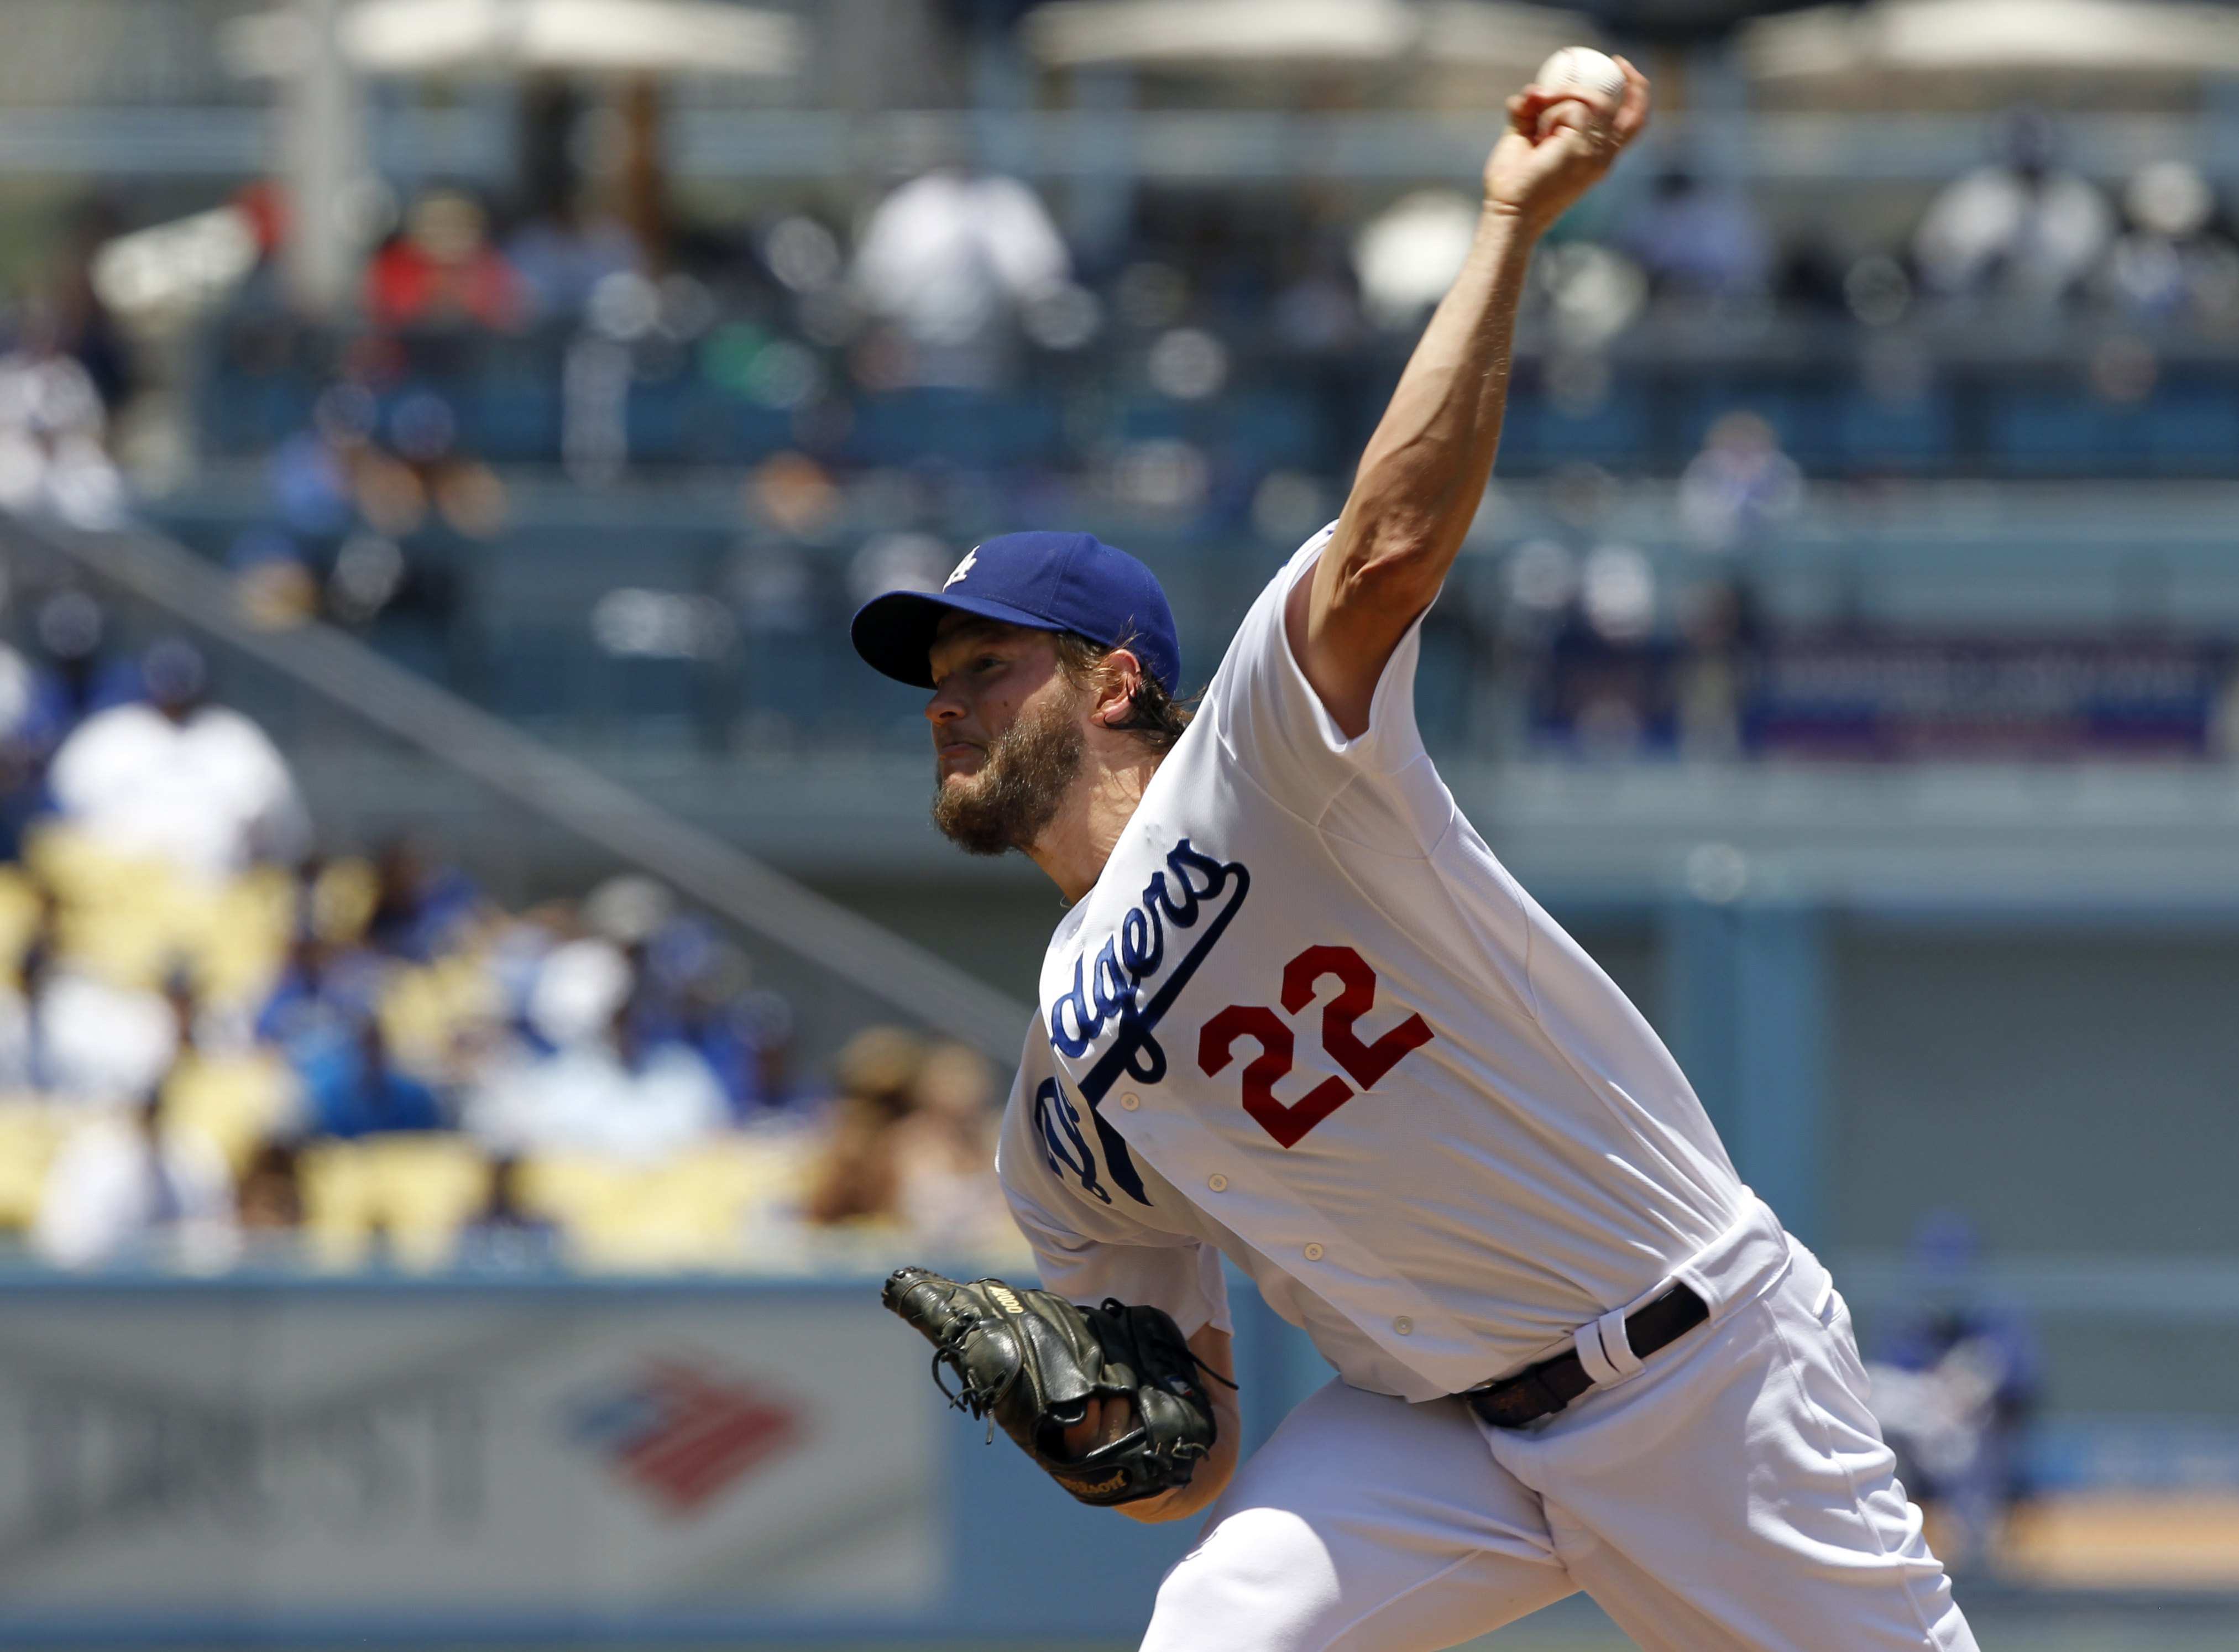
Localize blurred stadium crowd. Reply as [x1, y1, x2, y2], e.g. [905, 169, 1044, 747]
[35, 93, 2233, 764]
[154, 113, 2239, 503]
[0, 590, 1018, 1275]
[166, 109, 2239, 469]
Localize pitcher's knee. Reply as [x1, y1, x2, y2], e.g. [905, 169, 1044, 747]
[1141, 1507, 1342, 1652]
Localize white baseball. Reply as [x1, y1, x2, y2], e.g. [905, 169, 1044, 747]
[1532, 46, 1626, 103]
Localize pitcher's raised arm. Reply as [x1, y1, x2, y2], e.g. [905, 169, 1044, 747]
[1290, 60, 1651, 737]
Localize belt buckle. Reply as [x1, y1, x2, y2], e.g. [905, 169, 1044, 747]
[1466, 1360, 1570, 1430]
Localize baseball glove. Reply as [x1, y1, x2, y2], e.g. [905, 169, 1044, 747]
[881, 1266, 1230, 1507]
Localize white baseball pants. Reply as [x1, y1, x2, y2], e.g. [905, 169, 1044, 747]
[1141, 1219, 1976, 1652]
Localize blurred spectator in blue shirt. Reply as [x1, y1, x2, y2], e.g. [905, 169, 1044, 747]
[24, 592, 137, 755]
[302, 1017, 444, 1139]
[454, 1155, 562, 1271]
[695, 986, 802, 1120]
[510, 216, 645, 326]
[367, 837, 483, 961]
[1865, 1212, 2042, 1570]
[505, 76, 645, 326]
[0, 592, 129, 853]
[268, 383, 378, 540]
[258, 927, 384, 1075]
[1624, 171, 1775, 309]
[1678, 411, 1802, 555]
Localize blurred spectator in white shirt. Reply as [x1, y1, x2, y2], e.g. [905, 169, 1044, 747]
[34, 968, 178, 1107]
[851, 171, 1071, 389]
[0, 304, 125, 529]
[0, 902, 175, 1107]
[466, 989, 727, 1163]
[1913, 112, 2112, 309]
[47, 639, 309, 881]
[2101, 160, 2239, 330]
[33, 1091, 235, 1269]
[525, 932, 632, 1045]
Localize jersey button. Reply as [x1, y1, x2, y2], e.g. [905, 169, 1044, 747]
[1393, 1316, 1414, 1336]
[1120, 1092, 1140, 1111]
[1303, 1243, 1325, 1261]
[1207, 1173, 1229, 1192]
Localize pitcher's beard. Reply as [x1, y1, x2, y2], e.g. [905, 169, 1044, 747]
[932, 691, 1085, 857]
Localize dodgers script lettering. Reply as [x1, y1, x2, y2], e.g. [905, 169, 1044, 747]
[1036, 837, 1249, 1205]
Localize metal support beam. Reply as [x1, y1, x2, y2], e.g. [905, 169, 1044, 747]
[1732, 902, 1830, 1246]
[1662, 886, 1831, 1245]
[277, 0, 367, 320]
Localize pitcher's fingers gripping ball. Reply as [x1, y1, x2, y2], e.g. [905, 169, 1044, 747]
[1508, 46, 1646, 164]
[882, 1266, 1232, 1507]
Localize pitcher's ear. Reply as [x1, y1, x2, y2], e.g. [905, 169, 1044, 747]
[1096, 647, 1145, 726]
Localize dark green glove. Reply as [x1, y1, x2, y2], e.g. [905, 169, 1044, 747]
[881, 1266, 1229, 1507]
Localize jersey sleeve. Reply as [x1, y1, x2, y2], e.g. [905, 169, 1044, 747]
[1005, 1183, 1233, 1338]
[995, 1032, 1232, 1337]
[1200, 522, 1433, 819]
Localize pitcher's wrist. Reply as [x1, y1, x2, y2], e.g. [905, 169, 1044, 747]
[1476, 198, 1546, 257]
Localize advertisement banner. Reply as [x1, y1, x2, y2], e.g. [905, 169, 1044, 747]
[0, 1284, 934, 1625]
[1534, 631, 2228, 760]
[1749, 635, 2226, 760]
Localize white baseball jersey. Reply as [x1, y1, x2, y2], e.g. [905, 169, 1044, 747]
[997, 525, 1749, 1402]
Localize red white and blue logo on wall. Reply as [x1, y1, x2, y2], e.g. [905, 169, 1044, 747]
[569, 1355, 804, 1517]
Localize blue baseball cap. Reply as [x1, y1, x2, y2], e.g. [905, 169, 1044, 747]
[850, 530, 1182, 695]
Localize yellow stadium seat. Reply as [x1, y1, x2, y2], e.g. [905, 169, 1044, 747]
[199, 866, 297, 1008]
[0, 1104, 70, 1231]
[514, 1139, 808, 1272]
[21, 826, 296, 1011]
[162, 1053, 298, 1181]
[380, 954, 506, 1082]
[300, 1133, 492, 1272]
[308, 859, 379, 945]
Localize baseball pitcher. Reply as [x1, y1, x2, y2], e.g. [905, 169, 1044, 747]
[854, 60, 1975, 1652]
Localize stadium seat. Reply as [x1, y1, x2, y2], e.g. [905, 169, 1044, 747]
[516, 1136, 814, 1271]
[0, 1104, 70, 1231]
[300, 1133, 493, 1272]
[161, 1052, 299, 1181]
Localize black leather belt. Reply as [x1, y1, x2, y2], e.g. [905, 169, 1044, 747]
[1463, 1283, 1708, 1430]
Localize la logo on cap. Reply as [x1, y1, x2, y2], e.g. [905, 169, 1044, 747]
[943, 548, 979, 590]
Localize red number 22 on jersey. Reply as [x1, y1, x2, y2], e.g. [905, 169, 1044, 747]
[1197, 945, 1434, 1148]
